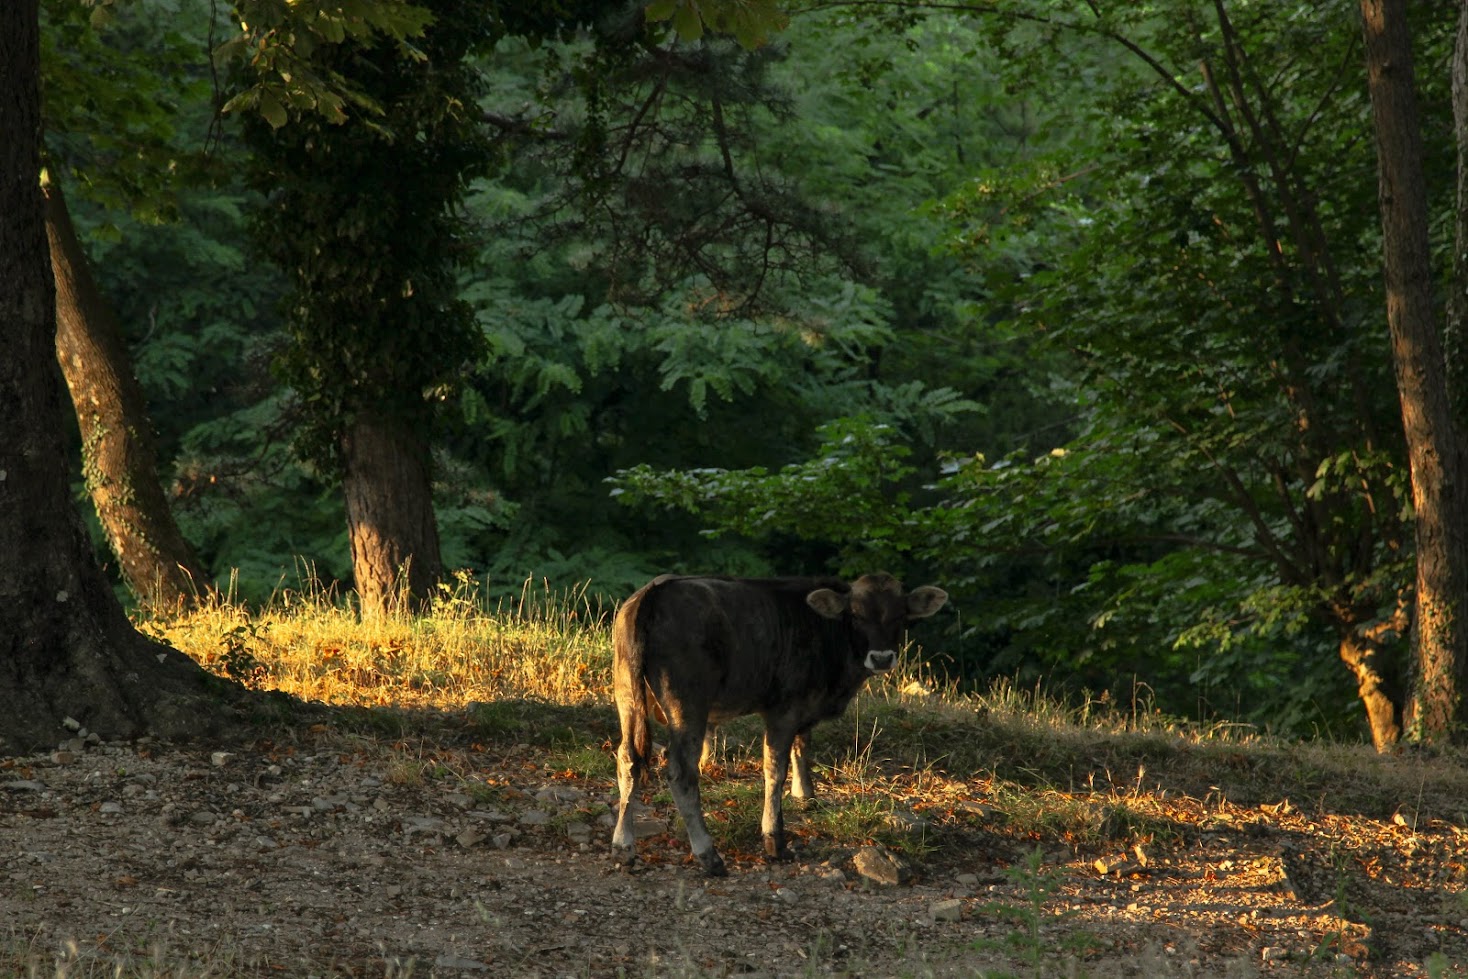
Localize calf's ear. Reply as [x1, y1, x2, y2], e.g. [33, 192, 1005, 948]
[906, 586, 948, 619]
[806, 588, 849, 619]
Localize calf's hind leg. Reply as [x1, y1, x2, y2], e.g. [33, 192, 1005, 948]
[760, 719, 798, 861]
[789, 727, 816, 801]
[666, 722, 727, 876]
[610, 704, 646, 863]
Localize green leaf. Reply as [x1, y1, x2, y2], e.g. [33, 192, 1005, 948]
[258, 89, 288, 129]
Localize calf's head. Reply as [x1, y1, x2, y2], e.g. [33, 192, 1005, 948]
[806, 573, 948, 672]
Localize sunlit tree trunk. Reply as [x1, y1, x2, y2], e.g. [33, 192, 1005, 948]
[1336, 615, 1406, 752]
[0, 0, 229, 751]
[44, 173, 209, 612]
[342, 413, 443, 619]
[1361, 0, 1468, 744]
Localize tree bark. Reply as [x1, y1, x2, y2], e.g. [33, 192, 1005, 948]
[1336, 619, 1405, 752]
[342, 413, 443, 619]
[1361, 0, 1468, 743]
[45, 173, 210, 612]
[1450, 0, 1468, 428]
[0, 0, 240, 752]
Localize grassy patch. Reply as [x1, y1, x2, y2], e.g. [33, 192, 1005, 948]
[146, 582, 1468, 836]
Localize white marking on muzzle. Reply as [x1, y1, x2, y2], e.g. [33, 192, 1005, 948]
[865, 649, 897, 672]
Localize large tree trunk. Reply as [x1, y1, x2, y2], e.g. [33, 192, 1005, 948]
[44, 173, 210, 613]
[1450, 0, 1468, 429]
[0, 0, 238, 753]
[341, 413, 443, 619]
[1361, 0, 1468, 743]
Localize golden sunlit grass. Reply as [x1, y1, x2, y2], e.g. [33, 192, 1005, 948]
[147, 574, 613, 711]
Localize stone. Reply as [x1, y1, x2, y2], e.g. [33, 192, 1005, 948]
[518, 809, 552, 827]
[853, 846, 913, 886]
[433, 954, 489, 971]
[930, 899, 963, 923]
[535, 785, 583, 804]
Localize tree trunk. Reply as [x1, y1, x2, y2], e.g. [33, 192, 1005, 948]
[0, 0, 239, 752]
[1361, 0, 1468, 743]
[1336, 622, 1404, 752]
[1450, 0, 1468, 429]
[341, 413, 443, 619]
[45, 173, 210, 613]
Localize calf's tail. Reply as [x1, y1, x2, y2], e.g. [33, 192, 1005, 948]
[612, 588, 652, 786]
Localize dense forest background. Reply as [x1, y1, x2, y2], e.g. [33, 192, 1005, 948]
[39, 0, 1461, 743]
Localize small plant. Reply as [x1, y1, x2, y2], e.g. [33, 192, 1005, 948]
[973, 846, 1080, 978]
[218, 621, 269, 685]
[1426, 952, 1468, 978]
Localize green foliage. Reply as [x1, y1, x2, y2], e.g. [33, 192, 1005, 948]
[241, 0, 504, 471]
[40, 0, 215, 219]
[911, 0, 1436, 736]
[217, 0, 436, 127]
[645, 0, 787, 49]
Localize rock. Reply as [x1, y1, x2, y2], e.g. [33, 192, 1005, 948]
[99, 802, 124, 815]
[883, 810, 929, 833]
[433, 954, 489, 971]
[853, 846, 913, 886]
[535, 785, 583, 804]
[457, 828, 487, 848]
[49, 751, 75, 766]
[930, 899, 963, 923]
[2, 780, 47, 792]
[518, 809, 552, 827]
[955, 873, 979, 887]
[403, 816, 447, 836]
[190, 810, 220, 826]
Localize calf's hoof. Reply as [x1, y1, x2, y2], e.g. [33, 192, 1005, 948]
[611, 845, 638, 870]
[697, 851, 728, 877]
[763, 835, 793, 862]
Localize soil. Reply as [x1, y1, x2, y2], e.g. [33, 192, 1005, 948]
[2, 714, 1466, 978]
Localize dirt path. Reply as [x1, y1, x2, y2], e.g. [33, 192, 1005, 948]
[2, 724, 1466, 977]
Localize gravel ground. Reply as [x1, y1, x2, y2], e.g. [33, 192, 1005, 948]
[2, 719, 1466, 977]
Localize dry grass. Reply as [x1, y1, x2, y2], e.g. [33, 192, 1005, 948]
[146, 574, 613, 711]
[145, 579, 1468, 831]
